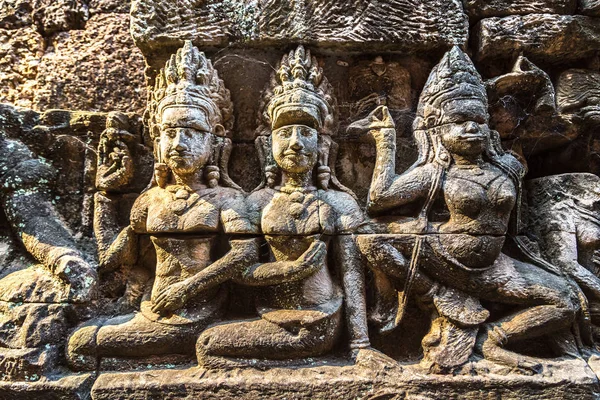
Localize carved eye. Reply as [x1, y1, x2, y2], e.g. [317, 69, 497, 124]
[300, 127, 314, 137]
[276, 128, 292, 138]
[165, 129, 176, 138]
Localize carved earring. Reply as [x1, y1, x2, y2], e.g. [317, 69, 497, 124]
[432, 132, 451, 167]
[317, 166, 331, 190]
[317, 134, 332, 190]
[154, 163, 170, 188]
[205, 166, 220, 188]
[205, 136, 221, 188]
[265, 164, 279, 188]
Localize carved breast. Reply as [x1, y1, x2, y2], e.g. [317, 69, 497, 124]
[261, 191, 334, 236]
[442, 165, 517, 234]
[143, 187, 222, 234]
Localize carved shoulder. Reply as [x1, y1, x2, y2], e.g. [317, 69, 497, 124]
[245, 188, 275, 231]
[218, 187, 259, 234]
[129, 189, 152, 233]
[319, 189, 365, 233]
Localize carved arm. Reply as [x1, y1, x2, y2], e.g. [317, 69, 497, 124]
[151, 238, 260, 314]
[236, 239, 327, 287]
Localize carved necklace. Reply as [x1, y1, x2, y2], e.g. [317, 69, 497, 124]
[166, 185, 200, 215]
[277, 185, 317, 219]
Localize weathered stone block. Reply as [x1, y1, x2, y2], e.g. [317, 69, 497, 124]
[0, 0, 88, 34]
[31, 0, 88, 35]
[90, 361, 600, 400]
[131, 0, 468, 55]
[0, 27, 44, 109]
[89, 0, 131, 14]
[0, 0, 33, 29]
[580, 0, 600, 16]
[34, 14, 147, 115]
[463, 0, 576, 20]
[0, 372, 94, 399]
[474, 14, 600, 64]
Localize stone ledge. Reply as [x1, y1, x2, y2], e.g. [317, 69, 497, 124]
[88, 358, 600, 400]
[0, 371, 94, 400]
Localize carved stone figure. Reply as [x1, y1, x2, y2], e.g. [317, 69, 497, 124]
[527, 173, 600, 343]
[66, 41, 256, 371]
[348, 47, 580, 374]
[0, 131, 97, 380]
[196, 46, 371, 367]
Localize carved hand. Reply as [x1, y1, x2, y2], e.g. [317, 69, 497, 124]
[151, 281, 189, 315]
[54, 255, 98, 303]
[296, 239, 327, 273]
[346, 105, 396, 142]
[96, 131, 134, 191]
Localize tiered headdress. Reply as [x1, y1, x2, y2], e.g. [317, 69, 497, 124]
[145, 41, 238, 189]
[258, 45, 337, 135]
[414, 46, 488, 131]
[254, 46, 355, 197]
[148, 40, 233, 140]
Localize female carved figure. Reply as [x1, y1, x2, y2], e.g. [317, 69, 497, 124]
[66, 41, 256, 370]
[197, 46, 370, 366]
[349, 47, 579, 373]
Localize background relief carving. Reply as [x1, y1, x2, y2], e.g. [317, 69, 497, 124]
[2, 1, 600, 399]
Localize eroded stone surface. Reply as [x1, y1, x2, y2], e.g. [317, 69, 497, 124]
[580, 0, 600, 16]
[463, 0, 576, 20]
[0, 27, 44, 109]
[131, 0, 468, 54]
[474, 14, 600, 64]
[33, 14, 146, 115]
[89, 0, 131, 14]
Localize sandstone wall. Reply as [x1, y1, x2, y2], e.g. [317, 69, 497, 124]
[0, 0, 146, 114]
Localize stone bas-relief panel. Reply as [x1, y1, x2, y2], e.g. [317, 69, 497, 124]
[131, 0, 468, 55]
[4, 1, 600, 400]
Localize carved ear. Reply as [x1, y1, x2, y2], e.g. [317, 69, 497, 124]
[214, 123, 226, 137]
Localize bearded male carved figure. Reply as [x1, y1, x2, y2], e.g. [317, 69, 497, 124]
[66, 41, 257, 370]
[348, 46, 580, 374]
[196, 46, 372, 367]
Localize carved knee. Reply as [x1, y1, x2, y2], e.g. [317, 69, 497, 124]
[66, 324, 101, 371]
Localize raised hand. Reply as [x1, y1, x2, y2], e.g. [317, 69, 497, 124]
[296, 239, 327, 273]
[96, 128, 135, 191]
[346, 105, 396, 139]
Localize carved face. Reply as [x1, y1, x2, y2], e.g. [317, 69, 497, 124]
[272, 124, 318, 174]
[160, 107, 212, 176]
[438, 99, 489, 158]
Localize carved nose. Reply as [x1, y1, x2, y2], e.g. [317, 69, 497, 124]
[173, 131, 188, 151]
[465, 122, 479, 133]
[289, 128, 304, 150]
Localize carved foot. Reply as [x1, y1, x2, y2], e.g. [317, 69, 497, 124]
[479, 326, 543, 375]
[352, 347, 400, 371]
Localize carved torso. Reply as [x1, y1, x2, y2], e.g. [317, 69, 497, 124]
[249, 188, 362, 309]
[130, 185, 251, 323]
[440, 163, 517, 235]
[433, 163, 517, 268]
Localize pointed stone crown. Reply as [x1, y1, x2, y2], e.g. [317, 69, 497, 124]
[415, 46, 488, 130]
[263, 45, 337, 134]
[148, 41, 233, 140]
